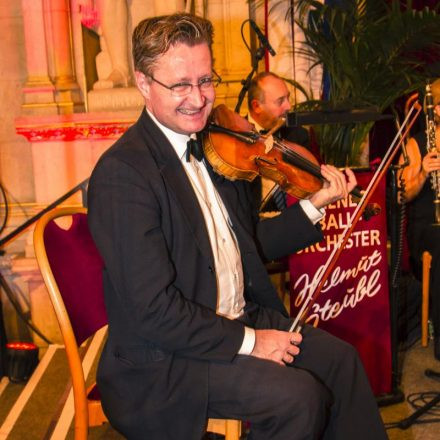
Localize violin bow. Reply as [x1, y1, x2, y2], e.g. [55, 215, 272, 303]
[289, 101, 422, 333]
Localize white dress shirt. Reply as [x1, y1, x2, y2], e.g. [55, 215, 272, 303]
[147, 110, 255, 354]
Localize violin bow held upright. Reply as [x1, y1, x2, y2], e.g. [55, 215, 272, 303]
[289, 101, 422, 333]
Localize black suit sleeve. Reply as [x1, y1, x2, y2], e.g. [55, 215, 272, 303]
[256, 203, 323, 261]
[242, 178, 323, 261]
[279, 126, 310, 149]
[88, 154, 244, 362]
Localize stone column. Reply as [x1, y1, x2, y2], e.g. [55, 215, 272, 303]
[209, 0, 251, 112]
[268, 0, 323, 102]
[21, 0, 57, 115]
[43, 0, 84, 113]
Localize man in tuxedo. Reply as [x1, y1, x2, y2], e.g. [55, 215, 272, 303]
[398, 79, 440, 359]
[87, 13, 387, 440]
[248, 71, 310, 147]
[248, 71, 312, 211]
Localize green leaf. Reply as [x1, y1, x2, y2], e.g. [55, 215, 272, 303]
[269, 0, 440, 164]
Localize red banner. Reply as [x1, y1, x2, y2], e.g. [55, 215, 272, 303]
[289, 170, 392, 395]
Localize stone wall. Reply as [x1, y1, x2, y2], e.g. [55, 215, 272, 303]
[0, 3, 34, 205]
[0, 0, 303, 347]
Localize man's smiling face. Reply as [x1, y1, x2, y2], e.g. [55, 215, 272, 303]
[136, 42, 215, 135]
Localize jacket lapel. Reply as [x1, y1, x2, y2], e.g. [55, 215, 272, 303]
[137, 110, 214, 263]
[206, 163, 256, 256]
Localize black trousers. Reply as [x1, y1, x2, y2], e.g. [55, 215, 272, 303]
[207, 307, 387, 440]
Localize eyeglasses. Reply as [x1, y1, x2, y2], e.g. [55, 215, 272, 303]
[148, 71, 222, 97]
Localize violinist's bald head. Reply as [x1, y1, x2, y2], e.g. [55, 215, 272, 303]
[248, 72, 291, 130]
[248, 72, 279, 107]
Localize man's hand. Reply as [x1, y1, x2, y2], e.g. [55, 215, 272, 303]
[309, 165, 357, 210]
[250, 329, 302, 366]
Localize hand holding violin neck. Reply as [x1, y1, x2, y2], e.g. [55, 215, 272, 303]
[309, 165, 358, 210]
[204, 105, 360, 201]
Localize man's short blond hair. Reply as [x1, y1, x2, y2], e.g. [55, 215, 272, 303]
[132, 13, 213, 77]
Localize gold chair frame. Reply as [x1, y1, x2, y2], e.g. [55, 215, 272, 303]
[34, 206, 241, 439]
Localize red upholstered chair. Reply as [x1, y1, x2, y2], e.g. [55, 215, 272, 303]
[34, 207, 108, 439]
[33, 206, 241, 440]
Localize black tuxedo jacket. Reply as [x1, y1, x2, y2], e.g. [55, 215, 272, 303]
[87, 109, 322, 439]
[278, 125, 310, 149]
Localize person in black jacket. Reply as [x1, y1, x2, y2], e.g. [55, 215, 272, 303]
[398, 78, 440, 359]
[248, 71, 310, 147]
[247, 71, 311, 211]
[87, 13, 387, 440]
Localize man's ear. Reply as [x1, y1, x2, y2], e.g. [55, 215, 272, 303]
[134, 71, 150, 99]
[251, 99, 262, 115]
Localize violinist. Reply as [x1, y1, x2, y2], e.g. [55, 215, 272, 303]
[248, 72, 334, 216]
[398, 78, 440, 360]
[248, 71, 313, 212]
[247, 71, 310, 147]
[87, 13, 387, 439]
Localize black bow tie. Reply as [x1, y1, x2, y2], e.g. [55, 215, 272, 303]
[186, 138, 204, 162]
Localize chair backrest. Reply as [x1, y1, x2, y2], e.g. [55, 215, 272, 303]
[40, 207, 107, 344]
[34, 207, 241, 440]
[34, 206, 108, 439]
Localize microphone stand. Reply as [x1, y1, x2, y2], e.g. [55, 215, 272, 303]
[289, 103, 423, 334]
[235, 45, 266, 114]
[375, 166, 405, 406]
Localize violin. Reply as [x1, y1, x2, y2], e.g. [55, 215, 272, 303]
[203, 102, 422, 333]
[202, 104, 362, 200]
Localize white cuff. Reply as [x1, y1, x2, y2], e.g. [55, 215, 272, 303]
[299, 199, 325, 225]
[238, 326, 255, 355]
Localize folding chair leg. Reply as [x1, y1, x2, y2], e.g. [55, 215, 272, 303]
[224, 419, 241, 440]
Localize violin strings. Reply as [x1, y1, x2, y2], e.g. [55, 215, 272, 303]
[271, 139, 322, 178]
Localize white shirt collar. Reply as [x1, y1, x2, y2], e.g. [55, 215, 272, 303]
[146, 108, 192, 161]
[247, 113, 264, 133]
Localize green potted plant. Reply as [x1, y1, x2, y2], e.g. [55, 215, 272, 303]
[272, 0, 440, 165]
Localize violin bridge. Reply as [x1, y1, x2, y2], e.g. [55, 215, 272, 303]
[263, 135, 274, 153]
